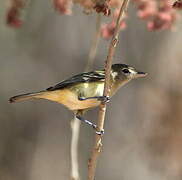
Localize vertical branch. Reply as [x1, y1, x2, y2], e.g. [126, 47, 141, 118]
[85, 14, 101, 71]
[70, 115, 81, 180]
[88, 0, 131, 180]
[70, 14, 102, 180]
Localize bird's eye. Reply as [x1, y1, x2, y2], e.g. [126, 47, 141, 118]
[122, 69, 130, 74]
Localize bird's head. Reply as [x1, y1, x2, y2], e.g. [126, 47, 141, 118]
[111, 64, 147, 83]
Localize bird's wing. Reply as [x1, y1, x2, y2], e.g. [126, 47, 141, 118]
[46, 70, 105, 91]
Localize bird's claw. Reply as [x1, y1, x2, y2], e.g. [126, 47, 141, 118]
[96, 129, 105, 135]
[78, 96, 110, 103]
[78, 97, 86, 101]
[97, 96, 110, 103]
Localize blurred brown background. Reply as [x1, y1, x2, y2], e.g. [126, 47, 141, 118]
[0, 0, 182, 180]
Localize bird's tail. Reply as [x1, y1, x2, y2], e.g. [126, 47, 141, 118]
[9, 91, 46, 103]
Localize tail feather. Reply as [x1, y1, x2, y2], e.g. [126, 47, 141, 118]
[9, 91, 46, 103]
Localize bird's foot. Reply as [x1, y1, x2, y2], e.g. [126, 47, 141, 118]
[76, 115, 104, 135]
[95, 129, 105, 135]
[97, 96, 110, 103]
[78, 96, 110, 103]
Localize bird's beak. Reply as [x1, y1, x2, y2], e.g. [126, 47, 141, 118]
[136, 71, 148, 78]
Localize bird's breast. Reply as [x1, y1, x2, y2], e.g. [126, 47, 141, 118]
[38, 81, 121, 111]
[39, 88, 101, 111]
[60, 89, 101, 110]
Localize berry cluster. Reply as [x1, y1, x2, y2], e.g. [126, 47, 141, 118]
[173, 0, 182, 9]
[101, 8, 127, 39]
[6, 0, 25, 28]
[53, 0, 73, 15]
[6, 0, 180, 36]
[133, 0, 177, 31]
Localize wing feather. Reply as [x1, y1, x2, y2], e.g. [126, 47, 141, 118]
[46, 70, 105, 91]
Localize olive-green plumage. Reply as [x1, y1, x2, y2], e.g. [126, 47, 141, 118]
[9, 64, 147, 112]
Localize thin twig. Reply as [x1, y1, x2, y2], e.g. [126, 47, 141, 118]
[70, 14, 102, 180]
[85, 14, 101, 71]
[88, 1, 131, 180]
[70, 115, 81, 180]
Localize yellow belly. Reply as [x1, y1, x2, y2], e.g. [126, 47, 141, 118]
[37, 89, 101, 111]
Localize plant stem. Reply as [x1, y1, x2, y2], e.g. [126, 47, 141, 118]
[85, 14, 101, 71]
[70, 14, 102, 180]
[87, 1, 131, 180]
[70, 115, 81, 180]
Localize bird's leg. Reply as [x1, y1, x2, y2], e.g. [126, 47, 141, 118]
[78, 96, 110, 103]
[76, 115, 104, 135]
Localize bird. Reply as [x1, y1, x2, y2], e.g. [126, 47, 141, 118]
[9, 64, 147, 134]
